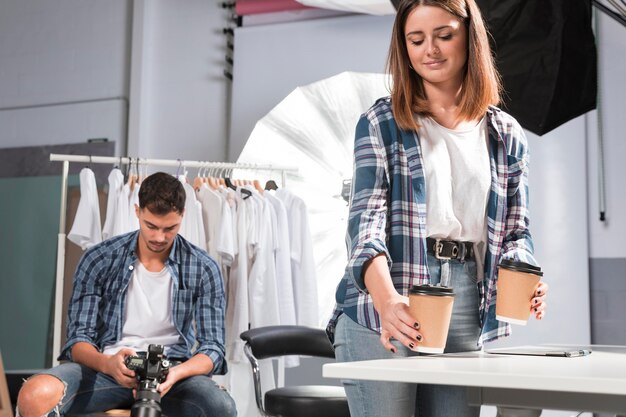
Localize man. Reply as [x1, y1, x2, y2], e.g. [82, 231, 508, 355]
[17, 172, 236, 417]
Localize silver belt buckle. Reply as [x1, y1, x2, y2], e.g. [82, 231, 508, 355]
[434, 238, 458, 260]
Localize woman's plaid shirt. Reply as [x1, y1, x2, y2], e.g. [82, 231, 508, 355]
[327, 97, 538, 346]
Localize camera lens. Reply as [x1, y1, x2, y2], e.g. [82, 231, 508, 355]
[131, 389, 162, 417]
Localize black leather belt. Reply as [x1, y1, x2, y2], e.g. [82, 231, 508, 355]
[426, 237, 474, 261]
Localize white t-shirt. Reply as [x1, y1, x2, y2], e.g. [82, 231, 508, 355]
[419, 116, 490, 244]
[103, 262, 180, 355]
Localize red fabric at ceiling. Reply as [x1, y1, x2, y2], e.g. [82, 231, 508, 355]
[235, 0, 312, 16]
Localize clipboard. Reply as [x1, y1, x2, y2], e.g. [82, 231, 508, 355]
[485, 346, 592, 358]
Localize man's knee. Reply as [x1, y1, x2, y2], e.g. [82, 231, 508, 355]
[17, 374, 65, 416]
[195, 383, 237, 417]
[212, 387, 237, 417]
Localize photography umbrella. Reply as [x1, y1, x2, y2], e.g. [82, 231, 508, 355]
[236, 71, 390, 324]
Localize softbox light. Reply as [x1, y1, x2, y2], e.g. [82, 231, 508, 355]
[477, 0, 597, 135]
[292, 0, 597, 135]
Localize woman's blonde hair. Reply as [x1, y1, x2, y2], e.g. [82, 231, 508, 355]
[387, 0, 501, 131]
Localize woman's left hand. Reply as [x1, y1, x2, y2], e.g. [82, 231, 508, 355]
[531, 281, 549, 320]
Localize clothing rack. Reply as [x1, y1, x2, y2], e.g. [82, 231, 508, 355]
[48, 153, 298, 366]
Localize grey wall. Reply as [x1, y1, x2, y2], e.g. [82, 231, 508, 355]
[586, 11, 626, 348]
[0, 0, 130, 155]
[228, 13, 395, 161]
[126, 0, 231, 161]
[590, 258, 626, 344]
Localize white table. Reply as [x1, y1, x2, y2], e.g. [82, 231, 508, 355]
[323, 345, 626, 415]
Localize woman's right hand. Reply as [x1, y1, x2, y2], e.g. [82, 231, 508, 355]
[364, 254, 423, 352]
[376, 293, 423, 353]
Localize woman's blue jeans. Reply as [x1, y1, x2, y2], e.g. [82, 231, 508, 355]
[334, 254, 541, 417]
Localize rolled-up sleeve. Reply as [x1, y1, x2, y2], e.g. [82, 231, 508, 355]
[500, 124, 538, 266]
[195, 260, 227, 375]
[59, 248, 104, 361]
[345, 113, 392, 292]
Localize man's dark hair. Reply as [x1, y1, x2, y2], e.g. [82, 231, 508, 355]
[138, 172, 185, 215]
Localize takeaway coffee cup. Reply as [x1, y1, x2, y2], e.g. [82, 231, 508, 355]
[496, 259, 543, 325]
[408, 285, 455, 353]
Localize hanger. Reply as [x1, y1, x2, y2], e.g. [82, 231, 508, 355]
[193, 165, 204, 191]
[253, 179, 264, 193]
[224, 167, 237, 190]
[201, 162, 209, 185]
[265, 180, 279, 191]
[127, 157, 138, 191]
[205, 163, 218, 189]
[176, 159, 186, 181]
[214, 163, 224, 187]
[137, 158, 145, 184]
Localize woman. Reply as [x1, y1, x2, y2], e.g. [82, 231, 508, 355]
[326, 1, 549, 416]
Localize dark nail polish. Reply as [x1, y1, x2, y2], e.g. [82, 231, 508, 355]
[537, 290, 543, 296]
[391, 347, 396, 353]
[409, 343, 415, 349]
[416, 335, 423, 342]
[534, 307, 538, 312]
[414, 322, 420, 329]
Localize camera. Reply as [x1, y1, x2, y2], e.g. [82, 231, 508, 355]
[125, 344, 171, 417]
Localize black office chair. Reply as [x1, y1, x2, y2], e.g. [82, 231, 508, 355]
[240, 325, 350, 417]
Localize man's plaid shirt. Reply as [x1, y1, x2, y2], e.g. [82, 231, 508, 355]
[59, 230, 227, 375]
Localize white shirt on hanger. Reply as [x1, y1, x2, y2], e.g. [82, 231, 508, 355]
[265, 192, 297, 327]
[178, 178, 207, 251]
[265, 191, 299, 368]
[68, 167, 103, 250]
[248, 191, 280, 330]
[128, 184, 140, 232]
[102, 168, 124, 240]
[276, 189, 319, 328]
[197, 185, 224, 259]
[225, 188, 251, 364]
[112, 183, 131, 237]
[216, 189, 236, 280]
